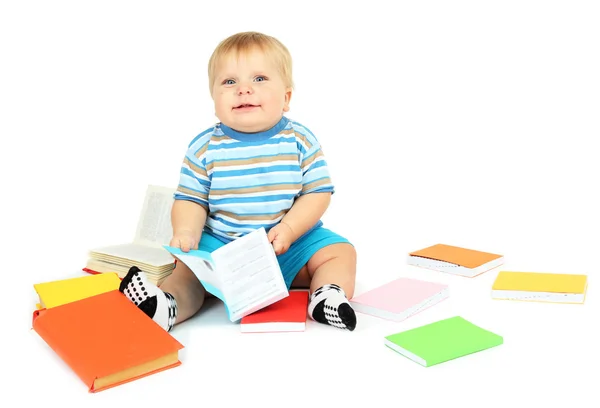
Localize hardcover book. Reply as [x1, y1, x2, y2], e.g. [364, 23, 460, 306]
[32, 290, 184, 392]
[240, 290, 309, 333]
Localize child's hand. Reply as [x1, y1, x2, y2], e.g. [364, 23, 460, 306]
[268, 222, 294, 255]
[170, 230, 198, 252]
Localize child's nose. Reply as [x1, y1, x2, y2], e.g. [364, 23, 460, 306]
[237, 84, 254, 95]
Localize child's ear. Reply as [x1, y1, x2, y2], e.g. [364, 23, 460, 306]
[283, 88, 292, 112]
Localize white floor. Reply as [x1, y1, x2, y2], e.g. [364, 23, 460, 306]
[5, 1, 599, 406]
[15, 251, 598, 407]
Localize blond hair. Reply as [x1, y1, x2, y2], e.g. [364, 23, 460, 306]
[208, 31, 293, 95]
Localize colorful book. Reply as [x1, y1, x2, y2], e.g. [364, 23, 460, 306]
[349, 278, 448, 322]
[408, 244, 504, 277]
[492, 271, 588, 304]
[164, 227, 288, 322]
[32, 290, 184, 392]
[34, 273, 121, 309]
[384, 316, 503, 367]
[240, 291, 309, 333]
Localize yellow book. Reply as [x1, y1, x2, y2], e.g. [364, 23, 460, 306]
[34, 273, 121, 309]
[491, 271, 587, 304]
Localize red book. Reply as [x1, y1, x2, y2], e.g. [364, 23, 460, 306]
[32, 290, 184, 392]
[240, 290, 309, 333]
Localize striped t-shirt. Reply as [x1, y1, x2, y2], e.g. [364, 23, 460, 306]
[174, 116, 334, 242]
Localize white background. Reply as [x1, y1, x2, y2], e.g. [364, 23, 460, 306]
[2, 1, 599, 406]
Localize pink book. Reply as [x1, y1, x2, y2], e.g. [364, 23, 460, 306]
[349, 278, 449, 322]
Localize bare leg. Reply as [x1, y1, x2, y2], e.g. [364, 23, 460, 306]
[290, 265, 310, 289]
[159, 261, 206, 323]
[307, 243, 357, 298]
[290, 244, 357, 296]
[293, 243, 358, 331]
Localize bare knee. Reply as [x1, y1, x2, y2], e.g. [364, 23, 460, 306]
[309, 243, 356, 270]
[159, 260, 206, 321]
[308, 243, 357, 297]
[340, 243, 357, 265]
[160, 261, 203, 292]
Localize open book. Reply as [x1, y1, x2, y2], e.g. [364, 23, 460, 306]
[85, 185, 177, 285]
[164, 227, 289, 322]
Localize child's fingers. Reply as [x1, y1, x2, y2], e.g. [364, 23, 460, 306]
[267, 228, 277, 243]
[272, 238, 283, 254]
[180, 238, 192, 252]
[169, 236, 181, 248]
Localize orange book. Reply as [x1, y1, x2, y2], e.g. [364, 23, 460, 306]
[32, 290, 184, 392]
[408, 244, 504, 277]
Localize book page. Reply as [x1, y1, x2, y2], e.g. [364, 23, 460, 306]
[133, 185, 175, 248]
[211, 228, 288, 320]
[90, 243, 175, 267]
[162, 247, 225, 299]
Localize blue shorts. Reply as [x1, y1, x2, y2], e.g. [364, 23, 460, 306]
[198, 226, 351, 289]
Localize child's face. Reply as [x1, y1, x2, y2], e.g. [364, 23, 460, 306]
[212, 48, 291, 133]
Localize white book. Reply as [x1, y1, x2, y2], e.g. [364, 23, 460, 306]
[164, 227, 289, 322]
[87, 185, 177, 278]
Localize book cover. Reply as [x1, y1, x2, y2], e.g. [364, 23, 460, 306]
[492, 271, 588, 304]
[34, 273, 121, 309]
[164, 227, 289, 322]
[408, 243, 504, 277]
[384, 316, 503, 367]
[32, 290, 184, 392]
[349, 278, 449, 322]
[240, 291, 309, 333]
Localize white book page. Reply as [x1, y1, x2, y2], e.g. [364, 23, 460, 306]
[133, 185, 175, 248]
[212, 228, 288, 319]
[169, 250, 224, 298]
[89, 243, 174, 266]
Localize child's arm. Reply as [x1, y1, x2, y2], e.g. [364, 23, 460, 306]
[170, 199, 208, 252]
[281, 192, 331, 241]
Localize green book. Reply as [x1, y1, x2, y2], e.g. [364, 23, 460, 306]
[384, 316, 503, 367]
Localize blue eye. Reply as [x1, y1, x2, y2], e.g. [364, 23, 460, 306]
[254, 76, 267, 82]
[224, 79, 235, 85]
